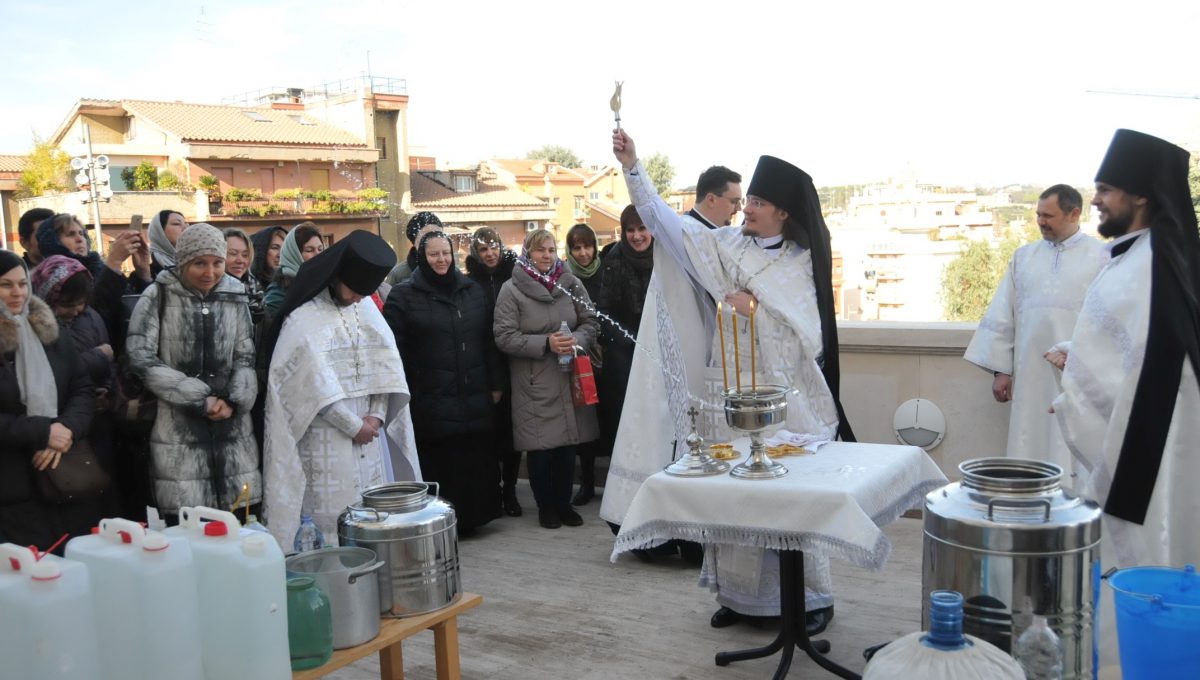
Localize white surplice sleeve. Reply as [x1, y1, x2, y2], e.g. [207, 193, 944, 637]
[964, 258, 1017, 375]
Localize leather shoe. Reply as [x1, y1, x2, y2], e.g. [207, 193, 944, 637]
[502, 492, 523, 517]
[538, 508, 561, 529]
[558, 507, 584, 526]
[805, 606, 834, 637]
[571, 486, 595, 506]
[710, 606, 741, 628]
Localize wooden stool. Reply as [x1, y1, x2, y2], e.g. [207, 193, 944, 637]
[294, 592, 483, 680]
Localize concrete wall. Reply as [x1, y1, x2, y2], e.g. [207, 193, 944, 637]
[838, 320, 1010, 481]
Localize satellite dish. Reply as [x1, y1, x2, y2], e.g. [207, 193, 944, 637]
[70, 157, 86, 170]
[893, 398, 946, 450]
[94, 155, 109, 167]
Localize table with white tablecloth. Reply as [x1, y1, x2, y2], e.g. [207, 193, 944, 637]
[612, 441, 948, 679]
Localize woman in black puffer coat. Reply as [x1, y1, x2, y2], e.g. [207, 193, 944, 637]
[0, 251, 97, 552]
[465, 227, 524, 517]
[384, 231, 501, 534]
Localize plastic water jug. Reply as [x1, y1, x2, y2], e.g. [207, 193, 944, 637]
[864, 590, 1025, 679]
[1107, 563, 1200, 679]
[0, 543, 101, 680]
[165, 507, 291, 680]
[65, 518, 205, 680]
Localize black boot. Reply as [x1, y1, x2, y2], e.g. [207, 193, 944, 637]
[502, 488, 523, 517]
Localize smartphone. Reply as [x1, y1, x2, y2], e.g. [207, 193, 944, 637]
[130, 213, 144, 232]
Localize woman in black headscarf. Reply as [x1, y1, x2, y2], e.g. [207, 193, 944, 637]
[465, 227, 522, 516]
[249, 226, 286, 291]
[383, 232, 501, 535]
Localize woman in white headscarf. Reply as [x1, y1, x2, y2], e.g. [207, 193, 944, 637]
[0, 250, 97, 551]
[148, 209, 189, 276]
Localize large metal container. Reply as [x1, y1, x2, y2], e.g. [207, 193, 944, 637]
[922, 458, 1101, 679]
[338, 482, 461, 617]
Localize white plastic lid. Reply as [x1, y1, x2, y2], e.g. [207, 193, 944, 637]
[142, 533, 169, 552]
[30, 561, 61, 581]
[241, 534, 267, 558]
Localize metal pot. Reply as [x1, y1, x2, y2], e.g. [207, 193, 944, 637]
[922, 457, 1102, 679]
[338, 482, 461, 618]
[286, 547, 384, 649]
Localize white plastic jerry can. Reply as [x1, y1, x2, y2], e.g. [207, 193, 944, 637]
[164, 507, 291, 680]
[65, 518, 205, 680]
[0, 543, 101, 680]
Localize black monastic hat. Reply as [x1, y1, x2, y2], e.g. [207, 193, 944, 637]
[746, 155, 813, 217]
[260, 230, 397, 367]
[1095, 128, 1191, 197]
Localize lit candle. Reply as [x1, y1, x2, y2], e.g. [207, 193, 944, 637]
[717, 302, 729, 393]
[750, 300, 757, 394]
[732, 303, 741, 393]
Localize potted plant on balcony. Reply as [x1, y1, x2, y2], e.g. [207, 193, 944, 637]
[199, 175, 222, 214]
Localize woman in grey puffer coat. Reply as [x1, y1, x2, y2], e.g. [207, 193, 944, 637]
[494, 228, 599, 530]
[126, 224, 260, 515]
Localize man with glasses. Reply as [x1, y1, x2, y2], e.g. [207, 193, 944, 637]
[601, 164, 745, 563]
[691, 166, 744, 229]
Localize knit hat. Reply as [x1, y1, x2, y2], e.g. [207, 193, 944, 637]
[31, 255, 90, 304]
[175, 223, 226, 267]
[406, 211, 443, 243]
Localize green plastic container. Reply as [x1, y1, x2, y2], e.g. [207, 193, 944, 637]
[286, 576, 333, 670]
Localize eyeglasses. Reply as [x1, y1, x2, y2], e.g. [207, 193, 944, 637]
[720, 194, 744, 208]
[744, 197, 768, 210]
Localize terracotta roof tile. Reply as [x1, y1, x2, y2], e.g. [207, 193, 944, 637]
[411, 172, 551, 209]
[122, 100, 367, 147]
[491, 158, 585, 183]
[0, 155, 26, 173]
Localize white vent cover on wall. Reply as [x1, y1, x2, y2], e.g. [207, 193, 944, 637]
[893, 398, 946, 450]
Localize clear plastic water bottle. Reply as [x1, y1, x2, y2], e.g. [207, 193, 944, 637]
[557, 321, 573, 372]
[293, 514, 325, 553]
[1014, 615, 1063, 680]
[244, 515, 269, 534]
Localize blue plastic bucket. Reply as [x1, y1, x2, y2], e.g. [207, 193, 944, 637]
[1107, 564, 1200, 679]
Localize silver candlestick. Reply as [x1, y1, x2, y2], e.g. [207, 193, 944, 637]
[663, 406, 731, 477]
[724, 385, 789, 480]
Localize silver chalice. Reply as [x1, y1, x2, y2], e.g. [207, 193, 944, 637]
[724, 385, 789, 480]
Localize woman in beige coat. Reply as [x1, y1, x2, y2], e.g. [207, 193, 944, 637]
[494, 229, 599, 529]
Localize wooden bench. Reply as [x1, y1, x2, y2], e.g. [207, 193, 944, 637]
[294, 592, 483, 680]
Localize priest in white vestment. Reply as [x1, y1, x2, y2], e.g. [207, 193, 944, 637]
[600, 165, 744, 551]
[1051, 129, 1200, 672]
[611, 129, 855, 633]
[964, 184, 1106, 475]
[262, 231, 421, 550]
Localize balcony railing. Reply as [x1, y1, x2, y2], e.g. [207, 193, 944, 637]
[218, 197, 388, 218]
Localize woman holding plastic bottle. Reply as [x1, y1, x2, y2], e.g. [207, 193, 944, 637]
[493, 229, 599, 529]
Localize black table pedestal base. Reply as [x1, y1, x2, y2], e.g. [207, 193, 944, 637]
[714, 551, 861, 680]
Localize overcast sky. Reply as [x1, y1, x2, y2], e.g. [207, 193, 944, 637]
[2, 0, 1196, 189]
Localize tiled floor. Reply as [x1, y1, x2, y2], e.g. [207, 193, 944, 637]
[321, 483, 926, 680]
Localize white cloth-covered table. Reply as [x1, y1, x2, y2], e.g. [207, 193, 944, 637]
[612, 441, 947, 570]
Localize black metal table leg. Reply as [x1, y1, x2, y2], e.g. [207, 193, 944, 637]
[714, 550, 861, 679]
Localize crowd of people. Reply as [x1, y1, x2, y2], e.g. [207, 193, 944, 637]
[0, 201, 657, 552]
[2, 126, 1194, 673]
